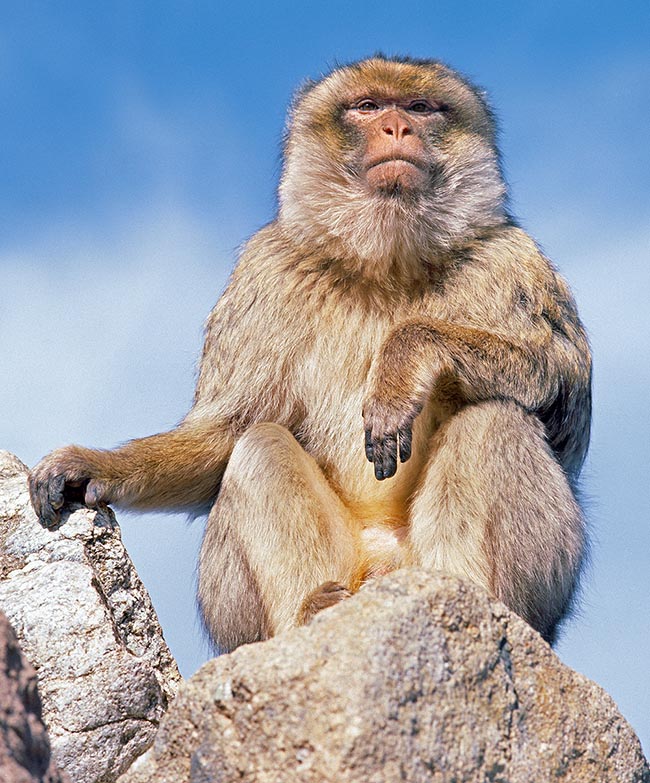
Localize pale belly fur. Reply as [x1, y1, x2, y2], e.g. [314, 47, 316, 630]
[295, 308, 436, 578]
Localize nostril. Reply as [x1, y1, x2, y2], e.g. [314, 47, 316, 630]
[382, 126, 394, 136]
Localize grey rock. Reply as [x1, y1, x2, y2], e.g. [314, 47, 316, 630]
[0, 609, 69, 783]
[0, 451, 182, 783]
[118, 569, 649, 783]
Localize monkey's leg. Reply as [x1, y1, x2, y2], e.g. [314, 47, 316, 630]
[407, 400, 585, 644]
[198, 422, 358, 653]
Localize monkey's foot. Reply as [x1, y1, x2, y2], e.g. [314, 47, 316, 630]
[298, 581, 352, 625]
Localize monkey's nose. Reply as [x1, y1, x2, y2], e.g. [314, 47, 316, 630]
[381, 112, 412, 140]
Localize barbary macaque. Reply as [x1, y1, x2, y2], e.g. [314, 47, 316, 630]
[30, 56, 591, 651]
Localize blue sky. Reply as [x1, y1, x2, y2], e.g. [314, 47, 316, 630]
[1, 1, 649, 752]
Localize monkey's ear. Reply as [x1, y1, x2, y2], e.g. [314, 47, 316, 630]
[284, 78, 319, 139]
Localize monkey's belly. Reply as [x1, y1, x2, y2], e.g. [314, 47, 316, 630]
[329, 453, 423, 581]
[335, 419, 430, 519]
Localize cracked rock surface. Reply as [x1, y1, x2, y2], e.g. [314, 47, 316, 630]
[0, 451, 182, 783]
[0, 610, 69, 783]
[120, 569, 649, 783]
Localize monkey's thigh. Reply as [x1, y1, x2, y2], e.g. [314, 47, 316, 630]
[407, 400, 585, 639]
[198, 422, 358, 652]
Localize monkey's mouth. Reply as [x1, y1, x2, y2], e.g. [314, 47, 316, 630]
[365, 155, 426, 172]
[364, 156, 428, 196]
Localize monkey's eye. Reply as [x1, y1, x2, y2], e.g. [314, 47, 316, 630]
[353, 99, 380, 112]
[407, 100, 436, 114]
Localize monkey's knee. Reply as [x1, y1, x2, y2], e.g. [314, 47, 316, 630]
[467, 401, 585, 637]
[227, 422, 302, 482]
[411, 399, 585, 642]
[199, 422, 358, 650]
[444, 398, 544, 446]
[196, 428, 295, 652]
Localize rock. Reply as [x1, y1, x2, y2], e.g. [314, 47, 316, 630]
[118, 569, 649, 783]
[0, 610, 69, 783]
[0, 451, 182, 783]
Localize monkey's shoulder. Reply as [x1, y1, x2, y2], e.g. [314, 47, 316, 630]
[452, 226, 580, 319]
[204, 228, 303, 332]
[463, 226, 553, 284]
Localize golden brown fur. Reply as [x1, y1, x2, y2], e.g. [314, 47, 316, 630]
[29, 56, 591, 650]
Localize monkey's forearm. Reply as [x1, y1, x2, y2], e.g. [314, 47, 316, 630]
[29, 421, 234, 526]
[89, 425, 234, 509]
[372, 319, 565, 412]
[363, 318, 588, 480]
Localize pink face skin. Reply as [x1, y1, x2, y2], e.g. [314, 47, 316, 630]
[344, 96, 447, 194]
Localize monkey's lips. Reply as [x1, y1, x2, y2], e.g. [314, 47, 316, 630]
[364, 156, 427, 192]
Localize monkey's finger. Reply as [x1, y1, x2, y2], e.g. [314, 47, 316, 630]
[364, 428, 374, 462]
[40, 505, 61, 528]
[85, 480, 105, 507]
[398, 426, 413, 463]
[372, 438, 385, 480]
[27, 472, 42, 518]
[382, 434, 398, 479]
[49, 474, 66, 510]
[34, 475, 64, 528]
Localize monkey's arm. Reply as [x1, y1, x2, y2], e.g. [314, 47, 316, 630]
[30, 229, 305, 527]
[29, 419, 234, 527]
[364, 314, 591, 480]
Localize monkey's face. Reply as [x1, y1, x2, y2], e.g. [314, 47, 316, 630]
[279, 57, 507, 271]
[344, 95, 447, 198]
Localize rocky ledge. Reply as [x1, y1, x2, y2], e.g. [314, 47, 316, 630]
[0, 450, 647, 783]
[118, 569, 649, 783]
[0, 451, 181, 783]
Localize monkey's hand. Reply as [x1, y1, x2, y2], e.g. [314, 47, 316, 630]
[362, 395, 422, 481]
[29, 446, 114, 528]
